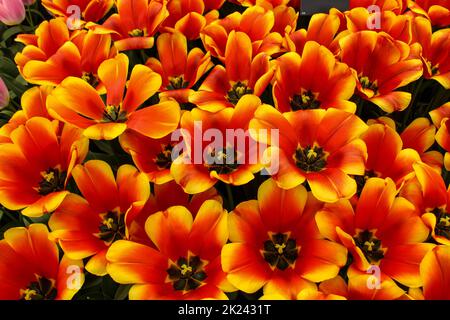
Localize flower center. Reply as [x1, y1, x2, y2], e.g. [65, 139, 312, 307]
[103, 105, 127, 123]
[290, 90, 321, 110]
[37, 168, 66, 196]
[98, 211, 125, 244]
[432, 208, 450, 239]
[128, 28, 145, 37]
[294, 145, 327, 172]
[359, 76, 379, 94]
[166, 256, 207, 292]
[262, 233, 299, 270]
[353, 230, 385, 264]
[204, 147, 240, 175]
[427, 61, 439, 76]
[226, 81, 253, 105]
[81, 72, 99, 87]
[154, 143, 175, 170]
[20, 276, 57, 300]
[167, 76, 189, 90]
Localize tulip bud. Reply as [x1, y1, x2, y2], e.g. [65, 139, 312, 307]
[0, 0, 26, 26]
[0, 77, 10, 110]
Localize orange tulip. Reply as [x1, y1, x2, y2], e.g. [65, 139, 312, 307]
[161, 0, 218, 40]
[273, 41, 356, 113]
[316, 177, 435, 289]
[222, 179, 347, 297]
[284, 10, 344, 55]
[350, 0, 408, 14]
[411, 17, 450, 89]
[15, 19, 116, 86]
[360, 122, 421, 188]
[47, 53, 180, 140]
[172, 95, 265, 194]
[190, 31, 274, 111]
[201, 5, 285, 60]
[127, 181, 221, 246]
[87, 0, 168, 51]
[42, 0, 113, 23]
[49, 160, 150, 276]
[316, 272, 409, 300]
[107, 200, 233, 299]
[0, 117, 88, 217]
[420, 245, 450, 300]
[339, 31, 423, 113]
[145, 31, 213, 106]
[250, 107, 368, 202]
[408, 0, 450, 27]
[345, 7, 413, 43]
[0, 86, 53, 144]
[401, 162, 450, 246]
[0, 224, 84, 300]
[430, 102, 450, 169]
[400, 117, 443, 169]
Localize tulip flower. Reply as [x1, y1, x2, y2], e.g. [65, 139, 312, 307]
[0, 0, 26, 26]
[0, 77, 9, 109]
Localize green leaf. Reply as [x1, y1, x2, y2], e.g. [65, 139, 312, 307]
[0, 56, 19, 76]
[1, 73, 29, 96]
[114, 284, 132, 300]
[101, 275, 119, 300]
[1, 25, 28, 43]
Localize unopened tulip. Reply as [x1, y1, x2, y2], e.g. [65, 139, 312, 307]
[0, 0, 26, 26]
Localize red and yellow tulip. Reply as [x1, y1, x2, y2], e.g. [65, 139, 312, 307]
[47, 53, 180, 140]
[49, 160, 150, 276]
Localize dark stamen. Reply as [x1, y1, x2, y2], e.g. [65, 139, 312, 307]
[294, 145, 327, 172]
[353, 230, 385, 263]
[290, 91, 321, 110]
[226, 81, 253, 105]
[166, 255, 207, 292]
[262, 233, 298, 270]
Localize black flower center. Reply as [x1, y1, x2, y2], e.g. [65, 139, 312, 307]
[103, 105, 127, 123]
[20, 276, 57, 300]
[204, 147, 240, 175]
[294, 145, 327, 172]
[290, 91, 321, 110]
[167, 76, 189, 90]
[128, 28, 145, 37]
[354, 230, 385, 264]
[81, 72, 99, 87]
[154, 143, 175, 170]
[432, 208, 450, 239]
[226, 81, 253, 105]
[98, 211, 125, 244]
[359, 76, 378, 94]
[262, 233, 299, 270]
[38, 168, 66, 196]
[427, 61, 439, 76]
[166, 256, 207, 292]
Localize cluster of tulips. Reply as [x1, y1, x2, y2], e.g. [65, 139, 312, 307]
[0, 0, 449, 300]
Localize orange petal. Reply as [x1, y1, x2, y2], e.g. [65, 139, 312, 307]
[106, 240, 168, 284]
[221, 243, 271, 294]
[72, 160, 119, 212]
[127, 101, 180, 139]
[145, 206, 193, 260]
[122, 64, 162, 113]
[421, 245, 450, 300]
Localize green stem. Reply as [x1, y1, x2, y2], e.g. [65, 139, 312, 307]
[26, 7, 34, 28]
[2, 209, 19, 223]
